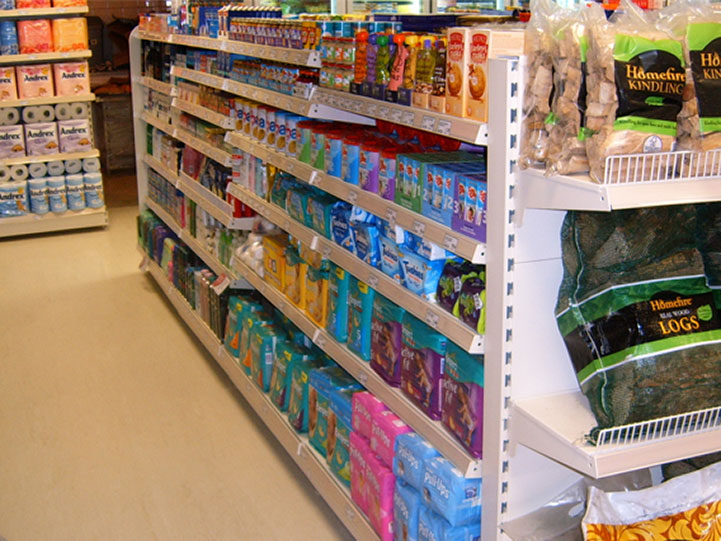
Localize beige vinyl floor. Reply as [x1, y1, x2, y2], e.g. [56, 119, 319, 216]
[0, 204, 353, 541]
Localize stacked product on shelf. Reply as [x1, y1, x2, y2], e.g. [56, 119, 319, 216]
[0, 12, 88, 57]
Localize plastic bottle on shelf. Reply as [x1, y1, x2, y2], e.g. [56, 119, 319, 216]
[374, 34, 391, 100]
[387, 33, 409, 101]
[364, 32, 378, 97]
[430, 36, 447, 113]
[399, 34, 419, 106]
[352, 29, 369, 94]
[413, 36, 436, 109]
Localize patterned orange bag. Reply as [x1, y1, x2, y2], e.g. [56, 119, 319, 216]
[583, 462, 721, 540]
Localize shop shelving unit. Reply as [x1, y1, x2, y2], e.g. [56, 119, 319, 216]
[0, 6, 107, 237]
[130, 26, 721, 540]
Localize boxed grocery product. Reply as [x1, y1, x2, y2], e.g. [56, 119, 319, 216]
[269, 342, 310, 412]
[24, 122, 58, 156]
[348, 275, 376, 361]
[0, 67, 18, 100]
[451, 173, 487, 243]
[367, 449, 396, 541]
[16, 0, 50, 7]
[0, 125, 25, 159]
[53, 62, 90, 95]
[16, 19, 53, 54]
[424, 161, 486, 227]
[250, 325, 283, 392]
[261, 234, 287, 291]
[282, 244, 306, 309]
[287, 357, 327, 433]
[418, 505, 481, 541]
[305, 263, 329, 327]
[52, 0, 88, 6]
[327, 262, 350, 343]
[445, 28, 470, 118]
[16, 64, 53, 99]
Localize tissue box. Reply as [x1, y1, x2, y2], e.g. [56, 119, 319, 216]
[24, 122, 58, 156]
[0, 125, 25, 159]
[17, 19, 53, 54]
[53, 62, 90, 95]
[57, 119, 91, 153]
[16, 64, 53, 99]
[52, 18, 87, 52]
[0, 67, 18, 100]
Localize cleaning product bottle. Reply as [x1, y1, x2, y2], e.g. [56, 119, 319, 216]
[374, 34, 391, 99]
[413, 36, 436, 109]
[399, 34, 419, 106]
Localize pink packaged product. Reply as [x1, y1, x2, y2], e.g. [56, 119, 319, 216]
[17, 19, 53, 54]
[370, 409, 413, 469]
[16, 64, 53, 99]
[53, 62, 90, 96]
[349, 431, 372, 516]
[0, 67, 18, 100]
[366, 451, 395, 541]
[352, 391, 387, 440]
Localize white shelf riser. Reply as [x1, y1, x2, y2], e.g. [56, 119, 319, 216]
[0, 207, 107, 238]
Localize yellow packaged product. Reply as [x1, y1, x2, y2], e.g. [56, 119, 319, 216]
[262, 234, 288, 291]
[305, 263, 329, 327]
[283, 244, 307, 309]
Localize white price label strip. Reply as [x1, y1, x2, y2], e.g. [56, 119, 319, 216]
[390, 109, 402, 123]
[347, 189, 358, 204]
[425, 310, 440, 329]
[368, 274, 379, 289]
[442, 234, 459, 251]
[421, 116, 435, 131]
[385, 207, 397, 228]
[437, 119, 452, 136]
[402, 111, 415, 125]
[412, 220, 426, 236]
[378, 106, 390, 119]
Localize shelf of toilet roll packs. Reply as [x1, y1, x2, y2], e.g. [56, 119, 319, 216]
[0, 207, 107, 238]
[4, 149, 99, 166]
[0, 49, 92, 65]
[139, 249, 377, 541]
[0, 6, 88, 18]
[226, 182, 485, 355]
[0, 93, 95, 107]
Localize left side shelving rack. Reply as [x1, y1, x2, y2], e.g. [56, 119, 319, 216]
[0, 2, 107, 238]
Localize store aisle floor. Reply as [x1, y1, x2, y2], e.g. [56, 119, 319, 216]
[0, 206, 353, 541]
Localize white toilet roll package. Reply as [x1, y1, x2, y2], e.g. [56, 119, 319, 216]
[55, 103, 71, 121]
[64, 159, 81, 174]
[47, 160, 64, 176]
[0, 107, 20, 125]
[0, 125, 25, 158]
[65, 174, 85, 211]
[0, 67, 18, 101]
[82, 157, 100, 173]
[24, 122, 59, 156]
[53, 62, 90, 96]
[57, 119, 91, 153]
[83, 172, 104, 208]
[0, 181, 28, 216]
[10, 164, 28, 181]
[46, 176, 67, 214]
[21, 106, 54, 124]
[28, 162, 47, 179]
[69, 102, 88, 119]
[0, 165, 10, 182]
[28, 177, 49, 214]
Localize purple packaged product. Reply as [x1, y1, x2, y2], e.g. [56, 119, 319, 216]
[370, 294, 406, 386]
[451, 173, 487, 243]
[442, 342, 484, 458]
[425, 162, 485, 227]
[378, 148, 398, 201]
[359, 144, 381, 194]
[400, 313, 447, 420]
[436, 260, 481, 314]
[453, 274, 486, 334]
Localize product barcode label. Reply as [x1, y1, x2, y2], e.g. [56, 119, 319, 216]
[421, 116, 435, 131]
[368, 274, 379, 289]
[425, 310, 440, 329]
[322, 245, 332, 259]
[358, 371, 368, 385]
[314, 333, 327, 349]
[402, 111, 415, 126]
[366, 103, 377, 117]
[412, 220, 426, 236]
[442, 234, 459, 251]
[390, 109, 402, 123]
[378, 106, 390, 120]
[347, 189, 358, 203]
[385, 207, 397, 227]
[437, 120, 452, 136]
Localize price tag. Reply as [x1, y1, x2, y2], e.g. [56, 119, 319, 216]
[442, 234, 458, 251]
[347, 189, 358, 204]
[425, 310, 440, 329]
[345, 506, 356, 520]
[412, 220, 426, 236]
[229, 255, 236, 268]
[257, 204, 268, 217]
[211, 274, 231, 294]
[378, 106, 390, 120]
[390, 109, 402, 123]
[353, 101, 363, 114]
[437, 119, 452, 136]
[368, 274, 379, 289]
[358, 371, 368, 385]
[366, 103, 377, 117]
[322, 245, 332, 259]
[385, 207, 397, 228]
[283, 219, 291, 231]
[139, 255, 149, 271]
[314, 333, 327, 349]
[277, 300, 286, 313]
[286, 162, 295, 174]
[421, 115, 435, 131]
[308, 170, 320, 186]
[261, 403, 269, 414]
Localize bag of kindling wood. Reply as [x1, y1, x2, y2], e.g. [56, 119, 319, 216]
[585, 0, 686, 182]
[519, 0, 555, 170]
[546, 6, 591, 176]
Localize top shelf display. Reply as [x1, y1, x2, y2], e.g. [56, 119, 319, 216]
[0, 6, 88, 18]
[137, 31, 322, 69]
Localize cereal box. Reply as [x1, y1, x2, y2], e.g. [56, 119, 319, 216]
[445, 28, 470, 118]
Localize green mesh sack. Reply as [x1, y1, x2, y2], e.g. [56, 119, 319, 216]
[556, 205, 721, 439]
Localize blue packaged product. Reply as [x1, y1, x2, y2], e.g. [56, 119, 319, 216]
[328, 387, 357, 486]
[349, 205, 377, 225]
[327, 262, 350, 343]
[27, 177, 48, 215]
[47, 176, 67, 213]
[393, 433, 441, 491]
[0, 180, 26, 216]
[286, 187, 311, 227]
[405, 232, 449, 261]
[370, 294, 405, 386]
[269, 172, 297, 210]
[269, 342, 310, 411]
[394, 481, 423, 541]
[342, 135, 362, 185]
[418, 506, 481, 541]
[348, 275, 375, 361]
[352, 221, 381, 268]
[0, 21, 18, 55]
[379, 233, 403, 284]
[65, 174, 86, 211]
[250, 325, 283, 393]
[309, 365, 361, 457]
[378, 219, 406, 244]
[330, 201, 355, 253]
[424, 162, 486, 227]
[287, 357, 326, 433]
[83, 173, 104, 209]
[400, 249, 446, 301]
[422, 457, 482, 527]
[0, 0, 15, 10]
[308, 192, 335, 239]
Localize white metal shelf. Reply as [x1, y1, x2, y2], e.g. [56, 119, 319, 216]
[230, 245, 482, 477]
[517, 166, 721, 212]
[137, 30, 322, 68]
[4, 149, 99, 166]
[0, 206, 106, 238]
[174, 127, 232, 168]
[226, 130, 487, 264]
[137, 76, 174, 96]
[314, 87, 489, 146]
[144, 154, 179, 185]
[172, 97, 236, 130]
[140, 110, 174, 135]
[140, 251, 377, 541]
[0, 49, 91, 64]
[510, 391, 721, 479]
[170, 66, 372, 125]
[0, 6, 87, 17]
[145, 198, 250, 289]
[0, 93, 94, 107]
[226, 182, 484, 354]
[177, 171, 253, 229]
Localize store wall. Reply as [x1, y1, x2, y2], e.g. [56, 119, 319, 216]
[88, 0, 169, 24]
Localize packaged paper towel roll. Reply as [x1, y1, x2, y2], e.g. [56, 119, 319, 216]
[28, 177, 49, 215]
[65, 173, 85, 211]
[55, 103, 71, 121]
[28, 162, 47, 178]
[22, 106, 40, 124]
[0, 107, 20, 126]
[64, 158, 81, 174]
[46, 176, 67, 214]
[82, 157, 100, 173]
[9, 164, 28, 181]
[83, 172, 104, 209]
[37, 105, 54, 121]
[47, 160, 64, 176]
[0, 165, 10, 182]
[69, 102, 88, 119]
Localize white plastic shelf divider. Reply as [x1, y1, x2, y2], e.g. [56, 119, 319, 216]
[229, 246, 481, 477]
[0, 207, 106, 238]
[173, 127, 232, 167]
[510, 391, 721, 479]
[139, 76, 174, 96]
[172, 97, 236, 130]
[140, 110, 175, 135]
[0, 6, 88, 17]
[4, 148, 99, 166]
[314, 87, 489, 146]
[140, 252, 377, 540]
[226, 130, 487, 264]
[138, 30, 321, 68]
[0, 93, 94, 107]
[177, 171, 254, 229]
[517, 166, 721, 212]
[226, 182, 484, 354]
[145, 198, 250, 289]
[0, 49, 91, 64]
